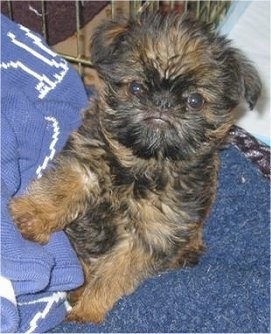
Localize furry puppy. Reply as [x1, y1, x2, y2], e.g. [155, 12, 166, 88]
[10, 13, 261, 323]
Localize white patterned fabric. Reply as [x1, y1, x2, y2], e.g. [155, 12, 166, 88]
[1, 14, 89, 332]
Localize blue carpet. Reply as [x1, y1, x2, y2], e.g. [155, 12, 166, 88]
[52, 145, 270, 333]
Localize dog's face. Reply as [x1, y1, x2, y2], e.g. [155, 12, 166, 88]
[90, 13, 261, 160]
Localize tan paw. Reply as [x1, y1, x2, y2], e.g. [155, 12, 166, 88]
[66, 303, 106, 324]
[9, 196, 51, 244]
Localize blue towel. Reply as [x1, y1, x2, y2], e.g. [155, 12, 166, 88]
[0, 14, 89, 333]
[52, 144, 270, 333]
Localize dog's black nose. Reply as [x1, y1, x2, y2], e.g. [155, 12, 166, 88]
[159, 99, 172, 110]
[153, 93, 172, 110]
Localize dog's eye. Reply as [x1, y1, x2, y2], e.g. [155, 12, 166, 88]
[186, 93, 205, 111]
[129, 81, 146, 97]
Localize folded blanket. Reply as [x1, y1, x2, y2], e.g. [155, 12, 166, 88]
[0, 14, 89, 333]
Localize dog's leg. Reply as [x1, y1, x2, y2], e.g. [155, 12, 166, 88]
[9, 157, 99, 244]
[67, 240, 151, 323]
[168, 224, 206, 268]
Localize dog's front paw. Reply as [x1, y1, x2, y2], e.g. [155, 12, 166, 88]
[9, 196, 51, 244]
[66, 304, 106, 324]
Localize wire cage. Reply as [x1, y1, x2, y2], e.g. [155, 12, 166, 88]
[3, 0, 232, 82]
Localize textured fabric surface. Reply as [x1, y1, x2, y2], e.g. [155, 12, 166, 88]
[0, 15, 88, 333]
[229, 125, 270, 180]
[52, 144, 270, 333]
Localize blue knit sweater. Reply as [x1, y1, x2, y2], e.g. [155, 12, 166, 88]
[1, 14, 88, 333]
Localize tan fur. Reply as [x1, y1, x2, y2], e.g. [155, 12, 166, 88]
[10, 158, 99, 243]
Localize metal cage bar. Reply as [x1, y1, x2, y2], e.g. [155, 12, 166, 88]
[75, 0, 82, 74]
[40, 1, 47, 41]
[7, 0, 13, 20]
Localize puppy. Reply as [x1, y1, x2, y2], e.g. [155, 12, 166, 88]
[10, 12, 261, 323]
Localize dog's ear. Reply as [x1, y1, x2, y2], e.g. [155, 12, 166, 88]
[229, 48, 262, 110]
[90, 20, 129, 65]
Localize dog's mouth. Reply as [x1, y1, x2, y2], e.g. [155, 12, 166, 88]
[143, 113, 172, 128]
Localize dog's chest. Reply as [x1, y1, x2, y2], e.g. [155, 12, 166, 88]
[122, 192, 185, 253]
[107, 171, 192, 252]
[67, 162, 205, 261]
